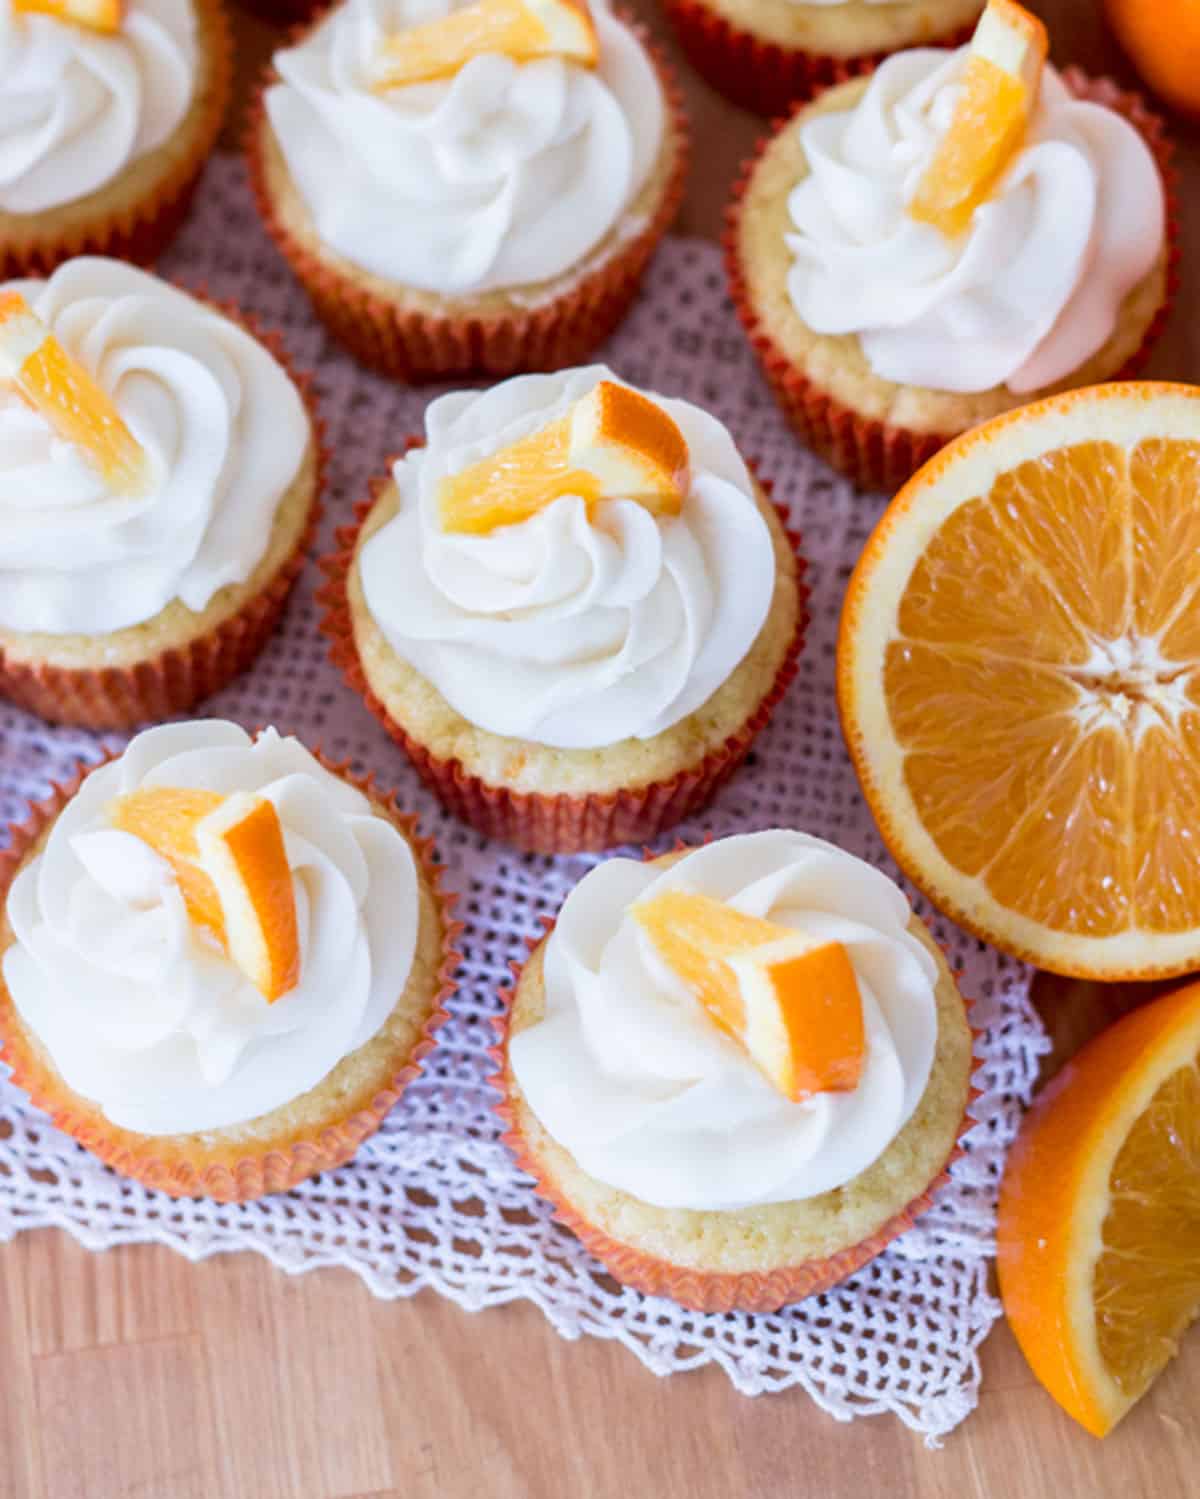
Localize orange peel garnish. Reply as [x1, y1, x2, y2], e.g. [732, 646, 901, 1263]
[109, 787, 301, 1002]
[370, 0, 598, 91]
[437, 379, 689, 536]
[13, 0, 122, 30]
[632, 889, 865, 1102]
[908, 0, 1049, 238]
[0, 291, 149, 496]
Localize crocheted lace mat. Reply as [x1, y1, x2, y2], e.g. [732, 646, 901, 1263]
[0, 156, 1048, 1444]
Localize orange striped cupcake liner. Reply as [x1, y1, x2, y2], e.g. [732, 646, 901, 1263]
[661, 0, 976, 118]
[0, 752, 462, 1204]
[492, 893, 980, 1314]
[0, 299, 325, 732]
[316, 449, 809, 855]
[0, 0, 233, 280]
[725, 71, 1181, 494]
[244, 7, 691, 382]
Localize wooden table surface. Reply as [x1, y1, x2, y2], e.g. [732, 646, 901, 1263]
[5, 2, 1200, 1496]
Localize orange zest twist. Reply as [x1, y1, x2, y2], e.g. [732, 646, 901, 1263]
[632, 889, 865, 1101]
[437, 379, 689, 536]
[0, 291, 149, 496]
[371, 0, 598, 91]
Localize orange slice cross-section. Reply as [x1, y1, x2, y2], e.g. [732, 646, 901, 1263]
[0, 291, 148, 495]
[632, 889, 865, 1101]
[998, 979, 1200, 1436]
[838, 381, 1200, 980]
[371, 0, 597, 91]
[13, 0, 122, 29]
[909, 0, 1049, 238]
[109, 787, 301, 1002]
[437, 379, 689, 536]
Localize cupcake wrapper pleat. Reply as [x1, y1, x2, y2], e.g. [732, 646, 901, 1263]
[244, 9, 691, 382]
[0, 756, 462, 1203]
[725, 70, 1182, 494]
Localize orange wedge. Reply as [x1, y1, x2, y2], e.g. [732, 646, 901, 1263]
[838, 381, 1200, 981]
[632, 890, 864, 1101]
[908, 0, 1049, 238]
[12, 0, 122, 29]
[437, 379, 689, 536]
[0, 291, 148, 496]
[997, 980, 1200, 1436]
[108, 788, 300, 1002]
[371, 0, 597, 91]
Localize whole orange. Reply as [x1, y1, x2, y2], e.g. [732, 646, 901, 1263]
[1105, 0, 1200, 116]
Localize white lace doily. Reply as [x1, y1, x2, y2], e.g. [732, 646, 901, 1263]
[0, 156, 1048, 1445]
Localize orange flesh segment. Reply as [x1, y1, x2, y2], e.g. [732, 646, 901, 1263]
[0, 291, 148, 496]
[371, 0, 597, 90]
[13, 0, 122, 29]
[107, 787, 300, 1002]
[632, 890, 864, 1101]
[437, 380, 689, 536]
[909, 0, 1048, 237]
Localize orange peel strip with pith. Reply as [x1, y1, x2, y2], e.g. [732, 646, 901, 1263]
[371, 0, 597, 90]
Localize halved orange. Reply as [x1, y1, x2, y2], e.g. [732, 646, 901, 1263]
[631, 890, 864, 1100]
[997, 980, 1200, 1436]
[437, 379, 689, 536]
[108, 787, 300, 1002]
[371, 0, 597, 91]
[12, 0, 122, 29]
[909, 0, 1048, 238]
[0, 291, 148, 495]
[838, 382, 1200, 980]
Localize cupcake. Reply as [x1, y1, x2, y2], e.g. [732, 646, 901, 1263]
[662, 0, 981, 118]
[496, 831, 976, 1312]
[247, 0, 688, 381]
[0, 721, 459, 1202]
[0, 0, 232, 277]
[727, 2, 1177, 492]
[320, 366, 807, 854]
[0, 258, 322, 730]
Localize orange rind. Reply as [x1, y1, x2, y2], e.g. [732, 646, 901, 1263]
[998, 980, 1200, 1436]
[908, 0, 1048, 238]
[437, 380, 689, 536]
[632, 889, 864, 1101]
[0, 291, 149, 496]
[370, 0, 598, 90]
[108, 787, 301, 1002]
[13, 0, 122, 30]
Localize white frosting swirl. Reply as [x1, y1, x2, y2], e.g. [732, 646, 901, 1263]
[2, 722, 421, 1136]
[0, 0, 196, 215]
[0, 258, 309, 637]
[785, 49, 1165, 394]
[508, 832, 940, 1211]
[264, 0, 665, 296]
[359, 366, 776, 751]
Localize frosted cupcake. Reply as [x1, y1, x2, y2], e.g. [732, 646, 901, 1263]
[0, 0, 232, 277]
[247, 0, 688, 381]
[0, 259, 321, 730]
[320, 366, 807, 853]
[497, 831, 975, 1311]
[727, 0, 1177, 491]
[662, 0, 981, 117]
[0, 722, 459, 1202]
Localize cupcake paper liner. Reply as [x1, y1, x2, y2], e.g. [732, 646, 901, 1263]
[317, 452, 809, 855]
[0, 753, 463, 1203]
[661, 0, 976, 118]
[0, 0, 233, 280]
[492, 900, 981, 1314]
[244, 10, 691, 382]
[725, 71, 1182, 494]
[0, 301, 326, 732]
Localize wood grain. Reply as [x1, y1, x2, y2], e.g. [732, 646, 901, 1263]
[5, 1, 1200, 1495]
